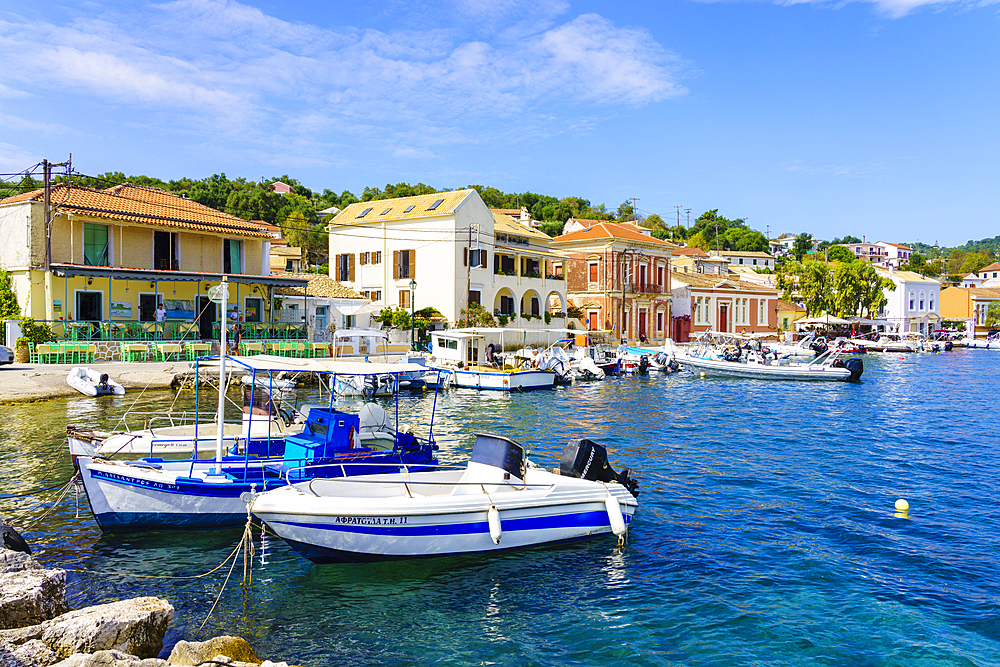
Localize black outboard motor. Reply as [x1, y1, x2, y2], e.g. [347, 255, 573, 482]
[1, 518, 30, 554]
[638, 355, 649, 376]
[560, 438, 639, 498]
[944, 341, 953, 351]
[362, 375, 378, 399]
[667, 358, 680, 373]
[844, 358, 863, 381]
[810, 341, 828, 357]
[653, 351, 668, 366]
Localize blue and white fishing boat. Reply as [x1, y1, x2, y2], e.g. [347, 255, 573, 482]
[76, 279, 440, 531]
[250, 435, 640, 562]
[76, 357, 439, 531]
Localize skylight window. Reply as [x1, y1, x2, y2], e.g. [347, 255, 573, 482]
[404, 205, 415, 213]
[357, 207, 373, 218]
[427, 199, 445, 211]
[380, 208, 392, 215]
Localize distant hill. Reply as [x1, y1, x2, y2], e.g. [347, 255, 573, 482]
[909, 235, 1000, 257]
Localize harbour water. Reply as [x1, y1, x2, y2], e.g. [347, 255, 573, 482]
[2, 350, 999, 666]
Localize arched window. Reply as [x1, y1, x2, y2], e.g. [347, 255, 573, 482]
[919, 290, 925, 311]
[909, 291, 915, 310]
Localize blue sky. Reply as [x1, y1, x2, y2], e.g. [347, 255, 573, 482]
[1, 0, 997, 246]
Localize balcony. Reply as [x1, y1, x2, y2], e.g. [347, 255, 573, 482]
[618, 282, 666, 295]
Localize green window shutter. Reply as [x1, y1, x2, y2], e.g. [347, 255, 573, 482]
[229, 240, 242, 274]
[84, 224, 109, 266]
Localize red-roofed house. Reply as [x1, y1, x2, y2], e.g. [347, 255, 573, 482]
[875, 241, 912, 268]
[0, 183, 310, 352]
[551, 222, 675, 342]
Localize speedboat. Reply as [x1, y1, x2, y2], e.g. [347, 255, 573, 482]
[429, 329, 556, 391]
[962, 331, 1000, 349]
[250, 435, 639, 562]
[67, 367, 125, 397]
[76, 356, 439, 531]
[680, 332, 863, 382]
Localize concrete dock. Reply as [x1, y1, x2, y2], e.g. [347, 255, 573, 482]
[0, 361, 186, 403]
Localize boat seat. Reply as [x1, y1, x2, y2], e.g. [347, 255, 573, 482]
[450, 433, 526, 496]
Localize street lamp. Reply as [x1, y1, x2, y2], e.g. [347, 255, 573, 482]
[409, 278, 417, 349]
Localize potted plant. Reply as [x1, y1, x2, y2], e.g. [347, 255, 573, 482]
[15, 317, 56, 363]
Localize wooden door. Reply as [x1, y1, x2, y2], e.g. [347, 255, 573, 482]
[719, 305, 728, 332]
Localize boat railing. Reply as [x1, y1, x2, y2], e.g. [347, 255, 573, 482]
[282, 462, 555, 498]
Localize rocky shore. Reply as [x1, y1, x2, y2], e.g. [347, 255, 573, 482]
[1, 550, 298, 667]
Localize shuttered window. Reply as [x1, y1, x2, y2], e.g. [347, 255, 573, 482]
[83, 223, 109, 266]
[223, 239, 242, 274]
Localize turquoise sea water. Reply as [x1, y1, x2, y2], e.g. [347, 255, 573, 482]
[2, 350, 999, 666]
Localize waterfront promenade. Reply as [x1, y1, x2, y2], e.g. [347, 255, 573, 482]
[0, 361, 182, 403]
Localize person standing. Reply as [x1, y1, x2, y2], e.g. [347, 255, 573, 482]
[154, 303, 166, 338]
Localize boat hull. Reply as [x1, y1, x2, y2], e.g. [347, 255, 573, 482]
[251, 469, 638, 562]
[681, 356, 857, 381]
[448, 368, 556, 391]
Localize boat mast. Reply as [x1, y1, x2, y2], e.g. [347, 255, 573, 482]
[212, 277, 229, 475]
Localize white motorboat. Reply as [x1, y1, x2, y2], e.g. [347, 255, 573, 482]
[962, 331, 1000, 349]
[430, 329, 556, 391]
[766, 332, 823, 358]
[250, 434, 639, 562]
[66, 367, 125, 397]
[848, 332, 920, 353]
[680, 332, 863, 382]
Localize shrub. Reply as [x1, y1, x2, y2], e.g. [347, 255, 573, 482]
[16, 317, 55, 349]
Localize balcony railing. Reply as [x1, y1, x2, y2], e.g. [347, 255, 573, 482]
[31, 320, 308, 342]
[618, 282, 666, 294]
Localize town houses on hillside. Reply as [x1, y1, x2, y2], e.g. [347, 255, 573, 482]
[327, 190, 567, 327]
[550, 221, 674, 342]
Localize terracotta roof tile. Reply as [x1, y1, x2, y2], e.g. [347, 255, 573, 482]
[671, 247, 710, 257]
[551, 222, 672, 247]
[0, 184, 271, 238]
[273, 274, 365, 299]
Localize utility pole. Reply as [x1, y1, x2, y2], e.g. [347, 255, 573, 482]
[631, 197, 640, 223]
[43, 156, 72, 270]
[675, 205, 681, 229]
[685, 209, 691, 229]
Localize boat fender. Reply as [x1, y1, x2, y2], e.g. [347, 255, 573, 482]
[488, 505, 502, 544]
[1, 518, 31, 554]
[605, 495, 626, 536]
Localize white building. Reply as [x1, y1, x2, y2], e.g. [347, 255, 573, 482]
[877, 269, 941, 334]
[709, 250, 775, 270]
[274, 274, 373, 340]
[977, 262, 1000, 283]
[960, 273, 985, 289]
[327, 190, 567, 327]
[874, 242, 912, 268]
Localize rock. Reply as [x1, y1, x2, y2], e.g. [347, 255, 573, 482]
[0, 552, 69, 630]
[50, 650, 168, 666]
[0, 598, 173, 661]
[166, 636, 259, 666]
[11, 640, 59, 667]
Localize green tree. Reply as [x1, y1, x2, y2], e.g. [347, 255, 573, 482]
[832, 262, 864, 317]
[826, 245, 855, 263]
[0, 270, 21, 319]
[281, 210, 327, 268]
[856, 262, 895, 318]
[778, 260, 832, 316]
[986, 303, 1000, 327]
[456, 303, 497, 328]
[792, 233, 814, 262]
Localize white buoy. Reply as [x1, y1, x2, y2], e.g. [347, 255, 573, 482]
[488, 505, 502, 544]
[605, 495, 626, 536]
[894, 498, 909, 512]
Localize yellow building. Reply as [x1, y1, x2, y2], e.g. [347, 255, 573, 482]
[776, 299, 807, 331]
[0, 183, 311, 349]
[940, 286, 1000, 336]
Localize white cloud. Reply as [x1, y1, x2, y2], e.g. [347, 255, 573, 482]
[0, 0, 687, 163]
[0, 143, 42, 172]
[708, 0, 997, 18]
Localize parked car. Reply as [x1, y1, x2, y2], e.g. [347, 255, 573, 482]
[0, 345, 13, 364]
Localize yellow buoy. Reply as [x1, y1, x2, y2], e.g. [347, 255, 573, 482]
[700, 372, 706, 378]
[894, 498, 909, 512]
